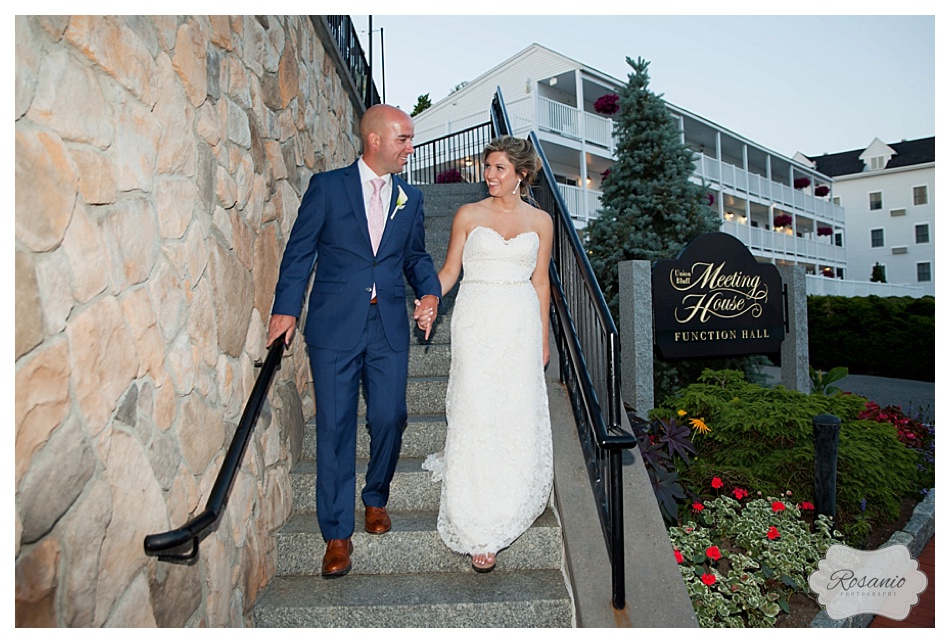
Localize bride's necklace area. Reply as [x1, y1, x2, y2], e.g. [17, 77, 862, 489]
[493, 197, 520, 213]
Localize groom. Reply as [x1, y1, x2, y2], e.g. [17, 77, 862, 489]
[267, 104, 441, 577]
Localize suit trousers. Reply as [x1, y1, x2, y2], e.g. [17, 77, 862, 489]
[308, 304, 408, 540]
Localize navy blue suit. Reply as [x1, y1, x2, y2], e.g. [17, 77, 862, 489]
[272, 160, 440, 540]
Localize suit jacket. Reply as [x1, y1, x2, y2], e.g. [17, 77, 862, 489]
[272, 160, 440, 352]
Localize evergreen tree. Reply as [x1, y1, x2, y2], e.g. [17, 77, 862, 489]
[586, 57, 719, 314]
[870, 262, 887, 283]
[410, 93, 432, 117]
[585, 58, 761, 401]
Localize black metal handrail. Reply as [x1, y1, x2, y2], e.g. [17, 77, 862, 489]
[320, 16, 380, 109]
[403, 122, 494, 186]
[477, 87, 637, 609]
[144, 341, 285, 562]
[527, 132, 636, 610]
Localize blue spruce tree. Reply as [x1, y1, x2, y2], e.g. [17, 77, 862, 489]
[587, 56, 719, 314]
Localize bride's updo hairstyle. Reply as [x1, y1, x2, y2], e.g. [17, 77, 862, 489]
[483, 136, 541, 198]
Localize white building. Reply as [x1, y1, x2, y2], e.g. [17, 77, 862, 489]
[412, 43, 847, 281]
[800, 137, 935, 297]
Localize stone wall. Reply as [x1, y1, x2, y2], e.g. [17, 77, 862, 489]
[15, 15, 361, 626]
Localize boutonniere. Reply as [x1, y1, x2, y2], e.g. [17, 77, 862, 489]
[391, 185, 408, 220]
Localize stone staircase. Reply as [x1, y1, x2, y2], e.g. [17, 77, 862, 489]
[253, 183, 574, 627]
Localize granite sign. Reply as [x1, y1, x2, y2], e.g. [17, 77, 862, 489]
[652, 232, 785, 359]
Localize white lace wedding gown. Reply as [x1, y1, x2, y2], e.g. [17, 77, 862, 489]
[423, 225, 553, 556]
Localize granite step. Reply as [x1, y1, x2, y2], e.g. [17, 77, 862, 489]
[290, 456, 441, 514]
[275, 508, 562, 576]
[301, 415, 447, 460]
[252, 568, 572, 628]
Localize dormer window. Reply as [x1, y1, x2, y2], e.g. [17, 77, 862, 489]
[868, 156, 885, 171]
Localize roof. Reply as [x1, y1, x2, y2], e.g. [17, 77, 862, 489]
[807, 136, 935, 177]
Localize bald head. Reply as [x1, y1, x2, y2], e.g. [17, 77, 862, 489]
[360, 104, 415, 176]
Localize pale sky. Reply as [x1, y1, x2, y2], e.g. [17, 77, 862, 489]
[353, 11, 936, 160]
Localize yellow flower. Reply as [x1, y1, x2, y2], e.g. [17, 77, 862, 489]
[689, 417, 711, 434]
[677, 409, 687, 417]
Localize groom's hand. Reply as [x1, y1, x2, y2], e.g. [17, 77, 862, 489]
[267, 314, 297, 347]
[413, 295, 439, 340]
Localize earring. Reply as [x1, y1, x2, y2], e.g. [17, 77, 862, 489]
[512, 179, 521, 195]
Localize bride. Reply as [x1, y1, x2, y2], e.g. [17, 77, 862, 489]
[417, 136, 554, 573]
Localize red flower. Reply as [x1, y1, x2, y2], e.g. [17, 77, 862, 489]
[732, 488, 748, 500]
[701, 573, 717, 586]
[711, 477, 723, 489]
[674, 549, 684, 564]
[705, 546, 721, 561]
[692, 502, 705, 512]
[772, 501, 786, 512]
[800, 501, 815, 511]
[767, 526, 780, 540]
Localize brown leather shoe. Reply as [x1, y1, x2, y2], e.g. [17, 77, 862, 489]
[364, 506, 392, 534]
[321, 538, 353, 577]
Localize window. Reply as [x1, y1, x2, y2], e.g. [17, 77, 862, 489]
[869, 156, 885, 170]
[869, 191, 882, 210]
[913, 185, 928, 206]
[870, 228, 884, 248]
[834, 232, 843, 247]
[832, 196, 841, 206]
[915, 223, 930, 244]
[917, 263, 932, 283]
[890, 208, 906, 217]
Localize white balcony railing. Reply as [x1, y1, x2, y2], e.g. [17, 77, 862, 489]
[805, 276, 926, 298]
[721, 219, 846, 266]
[557, 184, 604, 225]
[698, 154, 845, 226]
[537, 97, 615, 150]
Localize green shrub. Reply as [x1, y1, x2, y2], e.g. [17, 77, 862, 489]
[807, 295, 934, 382]
[651, 369, 920, 528]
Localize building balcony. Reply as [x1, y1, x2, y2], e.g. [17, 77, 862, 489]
[695, 153, 845, 226]
[507, 96, 616, 154]
[720, 219, 845, 267]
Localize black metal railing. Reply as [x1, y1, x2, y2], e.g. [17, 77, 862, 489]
[321, 15, 380, 109]
[414, 87, 635, 609]
[403, 122, 494, 185]
[144, 341, 285, 562]
[528, 131, 637, 610]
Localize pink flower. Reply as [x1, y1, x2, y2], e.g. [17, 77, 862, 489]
[701, 573, 717, 586]
[706, 546, 721, 561]
[767, 526, 780, 540]
[674, 549, 684, 564]
[692, 502, 705, 512]
[732, 488, 748, 500]
[711, 477, 723, 490]
[772, 501, 786, 512]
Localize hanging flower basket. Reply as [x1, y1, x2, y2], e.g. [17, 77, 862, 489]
[817, 226, 833, 237]
[814, 185, 830, 197]
[601, 168, 611, 181]
[773, 213, 793, 228]
[593, 93, 620, 115]
[707, 193, 715, 206]
[793, 177, 811, 190]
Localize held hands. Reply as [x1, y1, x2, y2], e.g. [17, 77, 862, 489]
[413, 295, 439, 340]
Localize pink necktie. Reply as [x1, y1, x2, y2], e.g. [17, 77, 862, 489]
[369, 178, 385, 299]
[369, 178, 385, 254]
